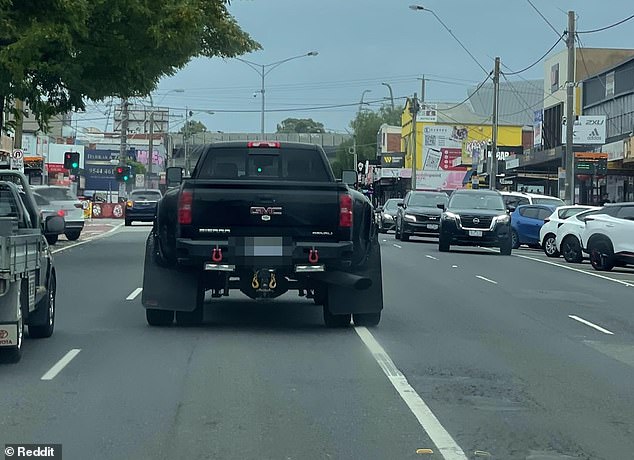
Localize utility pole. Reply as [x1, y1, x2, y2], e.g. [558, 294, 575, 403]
[420, 75, 426, 108]
[409, 93, 419, 191]
[146, 110, 154, 189]
[14, 99, 24, 149]
[565, 10, 576, 204]
[490, 57, 500, 190]
[260, 68, 266, 136]
[118, 98, 129, 197]
[184, 107, 189, 174]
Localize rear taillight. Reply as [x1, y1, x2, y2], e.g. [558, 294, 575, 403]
[57, 210, 65, 217]
[248, 141, 281, 148]
[339, 193, 353, 228]
[178, 190, 193, 225]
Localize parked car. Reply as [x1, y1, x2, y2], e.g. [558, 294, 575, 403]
[438, 189, 512, 255]
[395, 191, 448, 241]
[555, 207, 602, 263]
[32, 186, 84, 241]
[377, 198, 402, 233]
[501, 191, 565, 210]
[125, 189, 163, 226]
[32, 192, 66, 245]
[538, 205, 595, 257]
[581, 202, 634, 271]
[511, 204, 557, 249]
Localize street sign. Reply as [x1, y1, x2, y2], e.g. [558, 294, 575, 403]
[135, 175, 144, 187]
[11, 149, 23, 159]
[357, 162, 364, 173]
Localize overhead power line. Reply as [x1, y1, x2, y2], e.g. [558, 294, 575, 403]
[577, 13, 634, 34]
[435, 72, 493, 111]
[526, 0, 562, 37]
[502, 34, 566, 75]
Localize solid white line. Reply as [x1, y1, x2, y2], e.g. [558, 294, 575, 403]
[515, 254, 634, 288]
[354, 327, 467, 460]
[126, 288, 143, 301]
[51, 222, 125, 255]
[476, 275, 498, 285]
[41, 349, 81, 381]
[569, 315, 615, 335]
[426, 255, 438, 260]
[393, 243, 402, 249]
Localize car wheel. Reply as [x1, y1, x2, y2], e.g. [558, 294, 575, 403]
[146, 309, 174, 326]
[29, 273, 56, 339]
[125, 219, 132, 227]
[401, 232, 410, 242]
[438, 233, 450, 252]
[353, 311, 381, 327]
[323, 304, 351, 328]
[500, 236, 513, 255]
[65, 230, 81, 241]
[589, 239, 615, 272]
[2, 287, 25, 363]
[542, 234, 559, 258]
[511, 230, 520, 249]
[45, 234, 58, 245]
[562, 236, 583, 263]
[395, 222, 401, 240]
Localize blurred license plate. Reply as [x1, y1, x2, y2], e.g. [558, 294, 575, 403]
[427, 224, 439, 230]
[468, 230, 483, 237]
[248, 237, 283, 256]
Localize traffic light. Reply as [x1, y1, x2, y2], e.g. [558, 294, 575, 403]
[115, 165, 132, 182]
[64, 152, 80, 170]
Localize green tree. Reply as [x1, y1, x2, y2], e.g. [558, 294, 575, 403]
[179, 120, 208, 135]
[276, 118, 325, 133]
[0, 0, 260, 132]
[331, 104, 403, 175]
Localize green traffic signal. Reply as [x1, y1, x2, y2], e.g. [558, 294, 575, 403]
[72, 162, 79, 169]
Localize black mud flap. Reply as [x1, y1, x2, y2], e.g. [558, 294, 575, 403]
[327, 238, 383, 315]
[142, 234, 201, 312]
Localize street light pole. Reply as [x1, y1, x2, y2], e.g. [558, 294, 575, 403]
[381, 83, 394, 110]
[146, 95, 154, 189]
[235, 51, 318, 135]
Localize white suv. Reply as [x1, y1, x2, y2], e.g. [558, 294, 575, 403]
[580, 203, 634, 271]
[501, 191, 565, 209]
[539, 205, 596, 257]
[555, 207, 601, 263]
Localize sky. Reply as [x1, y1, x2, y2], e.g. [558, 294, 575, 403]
[77, 0, 634, 135]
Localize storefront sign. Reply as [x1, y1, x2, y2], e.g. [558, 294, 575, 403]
[562, 115, 607, 145]
[574, 152, 608, 175]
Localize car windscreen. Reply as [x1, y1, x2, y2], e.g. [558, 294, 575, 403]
[409, 193, 447, 207]
[532, 197, 565, 206]
[130, 191, 162, 201]
[384, 200, 400, 211]
[35, 187, 77, 201]
[32, 193, 51, 206]
[196, 147, 331, 182]
[449, 193, 505, 210]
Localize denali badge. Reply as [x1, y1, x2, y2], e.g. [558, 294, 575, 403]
[250, 206, 282, 221]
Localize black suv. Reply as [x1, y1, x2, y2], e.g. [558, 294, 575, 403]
[438, 189, 513, 255]
[395, 191, 449, 241]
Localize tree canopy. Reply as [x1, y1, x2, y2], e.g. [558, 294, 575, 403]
[330, 105, 403, 177]
[179, 120, 208, 135]
[0, 0, 260, 131]
[276, 117, 325, 133]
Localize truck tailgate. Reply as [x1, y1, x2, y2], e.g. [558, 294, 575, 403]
[183, 181, 343, 239]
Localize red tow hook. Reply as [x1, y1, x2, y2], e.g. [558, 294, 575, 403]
[308, 248, 319, 264]
[212, 247, 223, 262]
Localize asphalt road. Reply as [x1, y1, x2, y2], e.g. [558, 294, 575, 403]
[1, 226, 633, 460]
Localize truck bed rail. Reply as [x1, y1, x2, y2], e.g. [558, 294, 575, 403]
[0, 232, 42, 276]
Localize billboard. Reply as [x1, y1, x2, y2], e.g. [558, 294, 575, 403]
[562, 115, 607, 145]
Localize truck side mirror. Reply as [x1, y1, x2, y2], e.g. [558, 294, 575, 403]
[436, 204, 446, 210]
[166, 167, 183, 187]
[341, 170, 357, 186]
[44, 215, 65, 234]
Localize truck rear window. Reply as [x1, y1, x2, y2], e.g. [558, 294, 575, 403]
[195, 147, 331, 182]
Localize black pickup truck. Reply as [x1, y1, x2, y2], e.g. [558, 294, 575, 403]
[142, 141, 383, 327]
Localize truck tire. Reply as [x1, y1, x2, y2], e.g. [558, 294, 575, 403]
[65, 230, 81, 241]
[500, 236, 513, 255]
[29, 272, 56, 339]
[323, 304, 351, 328]
[45, 234, 58, 245]
[438, 233, 450, 252]
[353, 312, 381, 327]
[146, 309, 174, 326]
[3, 285, 25, 363]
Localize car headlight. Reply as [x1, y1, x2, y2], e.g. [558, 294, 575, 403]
[384, 214, 394, 221]
[494, 214, 510, 224]
[442, 211, 460, 220]
[404, 214, 416, 222]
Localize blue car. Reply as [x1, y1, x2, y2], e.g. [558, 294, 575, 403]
[125, 189, 162, 226]
[511, 204, 557, 249]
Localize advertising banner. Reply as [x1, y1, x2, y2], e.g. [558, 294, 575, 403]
[562, 115, 607, 145]
[416, 171, 466, 191]
[533, 110, 543, 147]
[421, 125, 468, 190]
